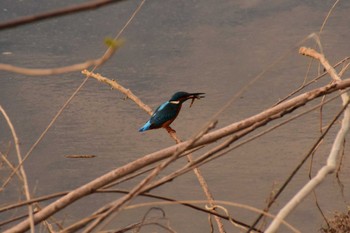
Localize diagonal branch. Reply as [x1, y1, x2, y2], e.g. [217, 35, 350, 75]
[265, 47, 350, 233]
[82, 69, 226, 232]
[81, 124, 214, 233]
[0, 41, 123, 76]
[4, 77, 350, 233]
[0, 0, 128, 30]
[81, 70, 152, 115]
[0, 106, 35, 233]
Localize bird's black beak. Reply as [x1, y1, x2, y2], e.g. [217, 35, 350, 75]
[188, 93, 205, 99]
[187, 93, 205, 107]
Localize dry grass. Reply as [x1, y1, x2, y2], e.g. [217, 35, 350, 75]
[321, 210, 350, 233]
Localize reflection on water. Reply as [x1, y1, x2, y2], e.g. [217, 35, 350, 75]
[1, 0, 350, 232]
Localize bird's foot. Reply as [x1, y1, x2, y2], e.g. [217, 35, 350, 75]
[165, 126, 176, 134]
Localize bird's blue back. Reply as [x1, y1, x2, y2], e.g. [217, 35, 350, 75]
[139, 101, 181, 132]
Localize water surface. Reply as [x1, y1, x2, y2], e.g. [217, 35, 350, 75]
[1, 0, 350, 232]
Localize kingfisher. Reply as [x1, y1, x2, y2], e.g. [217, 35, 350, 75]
[139, 91, 205, 132]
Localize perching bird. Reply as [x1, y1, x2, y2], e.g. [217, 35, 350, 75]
[139, 91, 205, 132]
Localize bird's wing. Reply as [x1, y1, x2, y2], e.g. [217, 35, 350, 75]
[154, 101, 168, 112]
[149, 102, 179, 128]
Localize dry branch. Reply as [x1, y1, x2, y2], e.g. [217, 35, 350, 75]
[125, 200, 300, 233]
[0, 41, 122, 76]
[247, 91, 348, 232]
[82, 70, 225, 232]
[81, 70, 153, 115]
[80, 123, 215, 233]
[0, 188, 257, 232]
[265, 48, 350, 232]
[0, 0, 128, 30]
[0, 106, 35, 232]
[0, 150, 23, 182]
[4, 76, 350, 233]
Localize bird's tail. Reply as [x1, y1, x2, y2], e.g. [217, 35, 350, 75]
[139, 121, 151, 132]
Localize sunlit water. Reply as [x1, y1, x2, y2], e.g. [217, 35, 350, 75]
[1, 0, 350, 232]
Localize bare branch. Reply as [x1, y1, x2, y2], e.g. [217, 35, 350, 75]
[81, 121, 214, 232]
[0, 0, 128, 30]
[0, 106, 35, 232]
[82, 70, 153, 115]
[4, 77, 350, 233]
[0, 41, 123, 76]
[83, 69, 225, 232]
[265, 47, 350, 233]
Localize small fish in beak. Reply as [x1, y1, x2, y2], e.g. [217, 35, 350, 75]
[188, 93, 205, 107]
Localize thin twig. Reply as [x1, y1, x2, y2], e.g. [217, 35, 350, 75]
[60, 189, 260, 233]
[1, 1, 140, 232]
[5, 77, 350, 233]
[248, 99, 342, 232]
[0, 0, 128, 30]
[0, 105, 35, 233]
[274, 56, 350, 106]
[125, 200, 300, 233]
[265, 47, 350, 233]
[0, 44, 120, 76]
[312, 190, 329, 227]
[319, 0, 340, 34]
[84, 69, 226, 232]
[81, 122, 215, 233]
[0, 151, 23, 182]
[81, 70, 152, 115]
[0, 41, 123, 191]
[146, 90, 345, 201]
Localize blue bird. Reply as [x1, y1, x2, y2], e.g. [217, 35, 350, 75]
[139, 91, 205, 132]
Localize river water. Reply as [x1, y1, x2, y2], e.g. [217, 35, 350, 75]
[1, 0, 350, 232]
